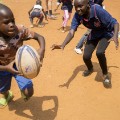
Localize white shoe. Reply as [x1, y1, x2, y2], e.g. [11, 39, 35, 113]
[74, 48, 82, 54]
[30, 25, 34, 28]
[118, 31, 120, 38]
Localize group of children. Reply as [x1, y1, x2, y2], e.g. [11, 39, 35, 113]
[0, 0, 119, 109]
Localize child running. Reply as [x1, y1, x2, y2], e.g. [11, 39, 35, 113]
[0, 3, 45, 108]
[54, 0, 73, 32]
[51, 0, 119, 88]
[28, 0, 48, 28]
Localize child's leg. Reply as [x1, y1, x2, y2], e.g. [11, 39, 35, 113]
[68, 12, 71, 20]
[76, 35, 87, 49]
[62, 10, 69, 32]
[96, 37, 111, 87]
[29, 12, 35, 27]
[37, 15, 44, 27]
[96, 38, 110, 75]
[14, 75, 34, 101]
[76, 29, 91, 49]
[45, 0, 49, 15]
[48, 0, 52, 15]
[0, 72, 13, 107]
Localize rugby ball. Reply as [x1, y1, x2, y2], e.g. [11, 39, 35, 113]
[15, 45, 41, 79]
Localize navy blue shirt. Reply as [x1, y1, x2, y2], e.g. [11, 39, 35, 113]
[89, 0, 104, 6]
[71, 5, 118, 40]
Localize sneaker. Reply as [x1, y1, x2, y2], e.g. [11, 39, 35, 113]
[103, 75, 111, 88]
[118, 31, 120, 38]
[38, 24, 44, 28]
[61, 27, 66, 33]
[82, 68, 93, 77]
[74, 48, 82, 54]
[30, 25, 34, 28]
[61, 30, 65, 33]
[48, 15, 56, 19]
[0, 91, 14, 108]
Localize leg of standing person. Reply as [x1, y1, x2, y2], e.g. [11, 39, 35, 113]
[47, 0, 56, 19]
[96, 37, 111, 87]
[83, 39, 98, 77]
[74, 34, 88, 54]
[83, 37, 111, 87]
[45, 0, 49, 16]
[62, 10, 70, 33]
[48, 0, 53, 16]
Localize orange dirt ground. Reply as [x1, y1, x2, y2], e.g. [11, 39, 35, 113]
[0, 0, 120, 120]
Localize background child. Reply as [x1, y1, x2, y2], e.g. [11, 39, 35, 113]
[54, 0, 73, 32]
[28, 0, 48, 28]
[45, 0, 56, 19]
[51, 0, 119, 88]
[0, 3, 45, 108]
[74, 0, 104, 54]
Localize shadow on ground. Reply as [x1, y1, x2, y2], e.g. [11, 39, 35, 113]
[59, 62, 119, 89]
[8, 96, 58, 120]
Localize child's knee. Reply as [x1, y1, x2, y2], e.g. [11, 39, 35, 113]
[23, 87, 34, 98]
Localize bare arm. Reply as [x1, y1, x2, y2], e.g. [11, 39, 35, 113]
[28, 7, 33, 16]
[113, 23, 119, 49]
[54, 1, 61, 11]
[33, 33, 45, 61]
[42, 8, 48, 20]
[61, 29, 75, 49]
[51, 29, 75, 50]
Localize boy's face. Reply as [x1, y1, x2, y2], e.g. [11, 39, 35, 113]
[74, 0, 89, 16]
[0, 9, 17, 37]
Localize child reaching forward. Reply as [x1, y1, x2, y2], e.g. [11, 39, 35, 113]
[51, 0, 119, 88]
[0, 3, 45, 108]
[54, 0, 73, 32]
[74, 0, 104, 54]
[28, 0, 48, 28]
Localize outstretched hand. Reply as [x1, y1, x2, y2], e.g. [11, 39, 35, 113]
[59, 83, 69, 89]
[51, 44, 64, 50]
[108, 36, 119, 50]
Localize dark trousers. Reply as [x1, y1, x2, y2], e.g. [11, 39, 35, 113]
[30, 11, 44, 24]
[83, 37, 110, 75]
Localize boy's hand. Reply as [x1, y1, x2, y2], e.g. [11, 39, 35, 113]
[37, 49, 45, 62]
[51, 44, 64, 50]
[5, 61, 20, 74]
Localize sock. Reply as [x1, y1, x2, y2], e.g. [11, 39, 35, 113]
[49, 10, 52, 15]
[45, 11, 48, 15]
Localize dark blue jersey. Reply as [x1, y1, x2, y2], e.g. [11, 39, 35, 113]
[71, 5, 118, 40]
[89, 0, 104, 6]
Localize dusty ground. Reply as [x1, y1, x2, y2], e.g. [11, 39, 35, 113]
[0, 0, 120, 120]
